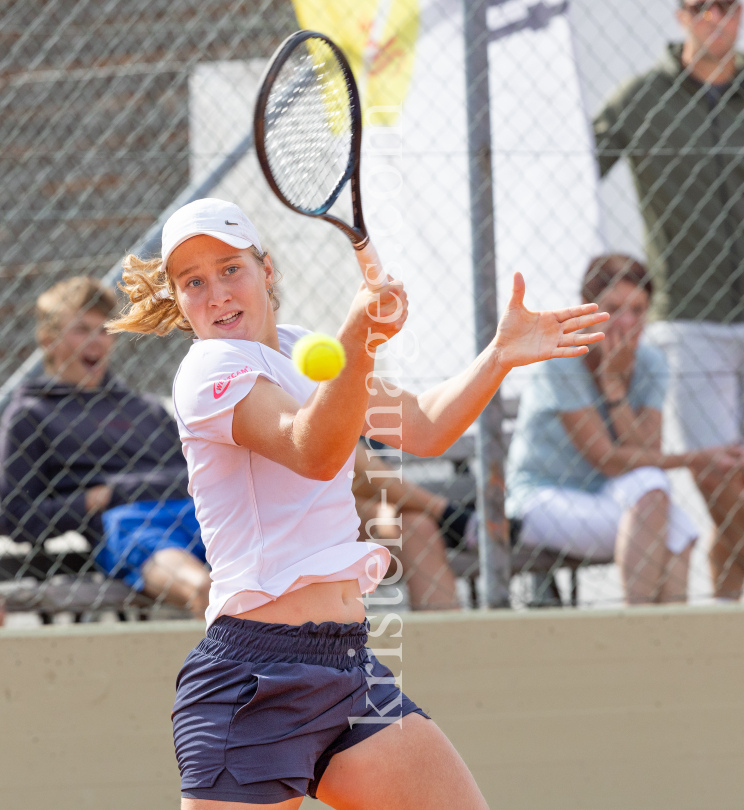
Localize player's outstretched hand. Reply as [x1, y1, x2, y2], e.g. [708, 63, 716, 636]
[492, 272, 609, 369]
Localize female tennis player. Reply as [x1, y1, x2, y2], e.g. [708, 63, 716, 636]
[108, 198, 608, 810]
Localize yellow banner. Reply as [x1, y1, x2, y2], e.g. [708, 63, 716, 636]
[292, 0, 420, 126]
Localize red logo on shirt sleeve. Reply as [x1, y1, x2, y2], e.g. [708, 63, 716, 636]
[213, 366, 252, 399]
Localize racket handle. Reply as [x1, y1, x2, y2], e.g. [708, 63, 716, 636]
[354, 239, 388, 293]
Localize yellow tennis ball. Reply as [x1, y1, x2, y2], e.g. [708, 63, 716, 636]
[292, 333, 346, 381]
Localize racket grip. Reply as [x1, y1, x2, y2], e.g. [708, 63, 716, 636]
[354, 239, 388, 293]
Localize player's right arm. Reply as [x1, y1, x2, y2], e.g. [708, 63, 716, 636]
[232, 280, 407, 480]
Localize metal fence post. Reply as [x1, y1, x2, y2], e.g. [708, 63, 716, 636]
[462, 0, 510, 608]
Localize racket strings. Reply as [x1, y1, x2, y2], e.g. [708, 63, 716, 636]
[263, 39, 354, 214]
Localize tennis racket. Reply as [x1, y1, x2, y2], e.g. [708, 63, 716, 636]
[254, 30, 387, 293]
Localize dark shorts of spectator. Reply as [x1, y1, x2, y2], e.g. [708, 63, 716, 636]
[95, 498, 206, 590]
[173, 615, 429, 804]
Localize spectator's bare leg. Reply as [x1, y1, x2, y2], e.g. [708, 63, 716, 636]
[352, 445, 448, 520]
[356, 495, 459, 610]
[615, 489, 670, 604]
[353, 446, 460, 609]
[709, 528, 744, 599]
[356, 496, 388, 540]
[399, 510, 460, 610]
[696, 470, 744, 599]
[658, 545, 691, 604]
[141, 547, 210, 619]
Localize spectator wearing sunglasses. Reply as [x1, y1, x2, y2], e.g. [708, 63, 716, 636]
[593, 0, 744, 600]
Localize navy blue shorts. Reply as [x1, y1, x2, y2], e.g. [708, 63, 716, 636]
[172, 615, 429, 804]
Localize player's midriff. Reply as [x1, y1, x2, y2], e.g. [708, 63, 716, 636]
[231, 579, 365, 626]
[173, 328, 391, 629]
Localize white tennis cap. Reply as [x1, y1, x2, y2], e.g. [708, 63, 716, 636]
[161, 198, 263, 268]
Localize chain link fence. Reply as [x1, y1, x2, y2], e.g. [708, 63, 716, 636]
[2, 0, 744, 623]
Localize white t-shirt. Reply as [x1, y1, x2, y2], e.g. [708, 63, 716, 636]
[172, 325, 390, 628]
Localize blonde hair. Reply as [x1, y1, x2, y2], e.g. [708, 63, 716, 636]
[37, 276, 118, 344]
[106, 245, 279, 336]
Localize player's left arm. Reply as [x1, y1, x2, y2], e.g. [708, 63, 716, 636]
[364, 272, 609, 457]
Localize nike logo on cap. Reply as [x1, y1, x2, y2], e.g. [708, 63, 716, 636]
[225, 220, 238, 225]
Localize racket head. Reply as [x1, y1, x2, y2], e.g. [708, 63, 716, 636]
[254, 31, 363, 225]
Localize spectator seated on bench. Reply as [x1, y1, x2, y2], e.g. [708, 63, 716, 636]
[0, 277, 209, 618]
[352, 439, 476, 610]
[504, 255, 734, 605]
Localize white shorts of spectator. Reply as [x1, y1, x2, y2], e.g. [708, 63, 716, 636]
[519, 467, 698, 560]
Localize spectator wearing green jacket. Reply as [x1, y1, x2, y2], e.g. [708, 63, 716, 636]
[593, 0, 744, 600]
